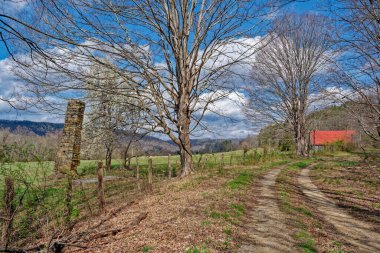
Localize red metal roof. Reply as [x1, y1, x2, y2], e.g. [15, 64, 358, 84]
[310, 130, 356, 146]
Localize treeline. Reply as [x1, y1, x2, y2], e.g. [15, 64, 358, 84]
[199, 140, 240, 154]
[0, 128, 59, 162]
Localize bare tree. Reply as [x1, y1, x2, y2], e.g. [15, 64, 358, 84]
[13, 0, 294, 176]
[118, 131, 147, 170]
[83, 62, 144, 171]
[327, 0, 380, 142]
[0, 1, 45, 59]
[246, 14, 332, 156]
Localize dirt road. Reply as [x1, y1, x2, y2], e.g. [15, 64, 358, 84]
[239, 165, 380, 253]
[238, 168, 297, 253]
[299, 167, 380, 253]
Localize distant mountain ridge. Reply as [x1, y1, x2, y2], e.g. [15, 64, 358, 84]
[0, 119, 242, 154]
[0, 119, 64, 135]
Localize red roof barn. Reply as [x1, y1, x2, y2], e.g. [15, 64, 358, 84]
[310, 130, 356, 146]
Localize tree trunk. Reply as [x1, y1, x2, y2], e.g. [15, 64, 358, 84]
[97, 161, 105, 213]
[105, 147, 112, 171]
[294, 113, 308, 156]
[122, 140, 134, 170]
[177, 93, 193, 177]
[296, 134, 308, 156]
[122, 149, 128, 169]
[128, 157, 131, 170]
[179, 145, 192, 177]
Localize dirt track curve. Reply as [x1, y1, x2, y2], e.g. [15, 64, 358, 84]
[238, 168, 297, 253]
[299, 167, 380, 253]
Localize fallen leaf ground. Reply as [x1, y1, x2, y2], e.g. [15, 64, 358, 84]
[65, 160, 288, 253]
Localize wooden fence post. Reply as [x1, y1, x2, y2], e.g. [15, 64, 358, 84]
[136, 156, 141, 191]
[196, 154, 203, 170]
[148, 159, 153, 192]
[97, 161, 105, 213]
[230, 154, 233, 166]
[168, 154, 172, 179]
[64, 176, 73, 225]
[204, 156, 208, 169]
[175, 160, 178, 177]
[221, 153, 225, 169]
[1, 177, 15, 250]
[79, 181, 93, 216]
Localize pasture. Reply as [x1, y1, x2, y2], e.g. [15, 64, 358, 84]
[1, 148, 379, 252]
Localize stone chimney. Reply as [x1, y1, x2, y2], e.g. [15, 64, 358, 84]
[55, 99, 85, 176]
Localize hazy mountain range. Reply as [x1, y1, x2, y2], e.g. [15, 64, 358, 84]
[0, 119, 64, 135]
[0, 119, 242, 154]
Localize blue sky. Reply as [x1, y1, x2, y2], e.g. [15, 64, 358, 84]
[0, 0, 325, 139]
[0, 45, 7, 59]
[0, 1, 322, 62]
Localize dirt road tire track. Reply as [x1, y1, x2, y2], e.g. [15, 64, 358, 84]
[238, 168, 297, 253]
[299, 166, 380, 252]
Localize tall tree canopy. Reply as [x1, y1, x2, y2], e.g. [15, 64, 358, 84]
[9, 0, 290, 176]
[246, 14, 332, 156]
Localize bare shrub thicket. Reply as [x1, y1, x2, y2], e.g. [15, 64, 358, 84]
[0, 144, 69, 250]
[0, 128, 59, 162]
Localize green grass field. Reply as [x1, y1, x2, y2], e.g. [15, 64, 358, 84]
[0, 148, 285, 185]
[0, 148, 289, 247]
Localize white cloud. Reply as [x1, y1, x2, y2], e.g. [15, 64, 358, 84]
[200, 37, 263, 88]
[191, 90, 259, 139]
[0, 55, 66, 122]
[0, 57, 22, 104]
[198, 90, 246, 119]
[0, 36, 263, 138]
[308, 86, 352, 111]
[203, 37, 261, 69]
[0, 98, 11, 112]
[193, 119, 258, 139]
[0, 57, 256, 137]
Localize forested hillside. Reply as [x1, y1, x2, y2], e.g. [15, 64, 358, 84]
[0, 119, 63, 135]
[256, 104, 375, 150]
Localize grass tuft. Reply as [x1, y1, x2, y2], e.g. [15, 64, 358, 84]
[294, 231, 317, 253]
[228, 172, 253, 189]
[142, 245, 154, 252]
[185, 246, 208, 253]
[289, 160, 313, 170]
[229, 203, 245, 214]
